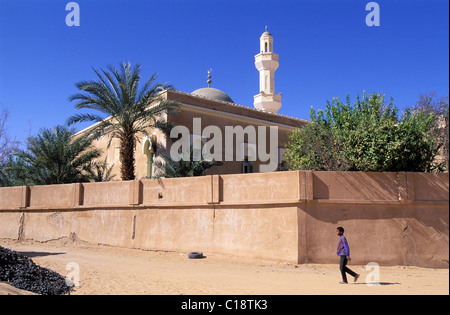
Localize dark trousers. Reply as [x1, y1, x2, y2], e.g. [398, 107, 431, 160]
[339, 256, 357, 283]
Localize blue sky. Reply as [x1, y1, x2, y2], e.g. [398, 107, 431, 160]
[0, 0, 448, 145]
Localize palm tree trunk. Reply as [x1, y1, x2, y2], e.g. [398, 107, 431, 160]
[120, 134, 136, 180]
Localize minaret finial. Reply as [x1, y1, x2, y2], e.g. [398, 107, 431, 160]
[207, 68, 212, 88]
[265, 25, 268, 32]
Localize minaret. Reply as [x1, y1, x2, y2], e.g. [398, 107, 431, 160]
[253, 27, 282, 113]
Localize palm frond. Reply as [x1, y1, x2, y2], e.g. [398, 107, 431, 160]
[9, 126, 101, 185]
[69, 62, 180, 180]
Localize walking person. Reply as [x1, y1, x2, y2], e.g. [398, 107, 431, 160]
[336, 227, 360, 284]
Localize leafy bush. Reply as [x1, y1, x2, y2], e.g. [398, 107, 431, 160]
[286, 92, 446, 172]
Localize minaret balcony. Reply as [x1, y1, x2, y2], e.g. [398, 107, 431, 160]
[255, 55, 279, 71]
[253, 93, 282, 113]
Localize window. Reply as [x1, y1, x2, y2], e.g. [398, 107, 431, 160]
[115, 147, 120, 162]
[190, 134, 206, 156]
[277, 161, 288, 171]
[241, 156, 254, 173]
[277, 148, 288, 171]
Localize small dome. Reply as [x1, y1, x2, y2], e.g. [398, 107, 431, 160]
[192, 87, 234, 103]
[262, 26, 272, 37]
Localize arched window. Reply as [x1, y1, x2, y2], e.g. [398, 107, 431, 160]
[265, 42, 268, 52]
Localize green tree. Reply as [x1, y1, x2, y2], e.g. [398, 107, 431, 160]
[0, 155, 28, 187]
[67, 62, 179, 181]
[6, 126, 101, 186]
[87, 158, 116, 182]
[286, 92, 445, 172]
[405, 92, 448, 171]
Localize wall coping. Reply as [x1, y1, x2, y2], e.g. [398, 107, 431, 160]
[0, 171, 448, 212]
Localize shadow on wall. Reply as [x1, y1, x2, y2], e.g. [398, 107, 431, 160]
[313, 172, 449, 202]
[414, 173, 449, 201]
[314, 172, 394, 201]
[309, 171, 448, 234]
[300, 202, 449, 267]
[300, 172, 449, 267]
[308, 172, 449, 236]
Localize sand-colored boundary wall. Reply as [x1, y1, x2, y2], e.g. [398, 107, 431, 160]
[0, 171, 448, 268]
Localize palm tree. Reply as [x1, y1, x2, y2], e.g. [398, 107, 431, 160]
[0, 155, 24, 187]
[88, 158, 116, 182]
[11, 126, 101, 185]
[67, 62, 179, 180]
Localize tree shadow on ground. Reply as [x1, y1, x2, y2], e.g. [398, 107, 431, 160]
[17, 251, 65, 258]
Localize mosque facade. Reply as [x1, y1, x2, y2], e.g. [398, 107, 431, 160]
[88, 29, 307, 179]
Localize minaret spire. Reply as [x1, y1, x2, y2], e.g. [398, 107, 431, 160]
[253, 28, 282, 113]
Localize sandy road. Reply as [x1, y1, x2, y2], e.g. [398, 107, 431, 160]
[1, 241, 448, 295]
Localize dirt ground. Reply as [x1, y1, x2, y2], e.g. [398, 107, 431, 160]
[1, 241, 448, 295]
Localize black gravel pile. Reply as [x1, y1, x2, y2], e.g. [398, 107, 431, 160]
[0, 246, 73, 295]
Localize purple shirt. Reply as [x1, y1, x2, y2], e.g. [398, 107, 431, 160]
[337, 235, 350, 257]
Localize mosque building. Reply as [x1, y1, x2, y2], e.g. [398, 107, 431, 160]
[88, 28, 307, 179]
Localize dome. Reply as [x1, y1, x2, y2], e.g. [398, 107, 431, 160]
[192, 87, 234, 103]
[262, 26, 272, 37]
